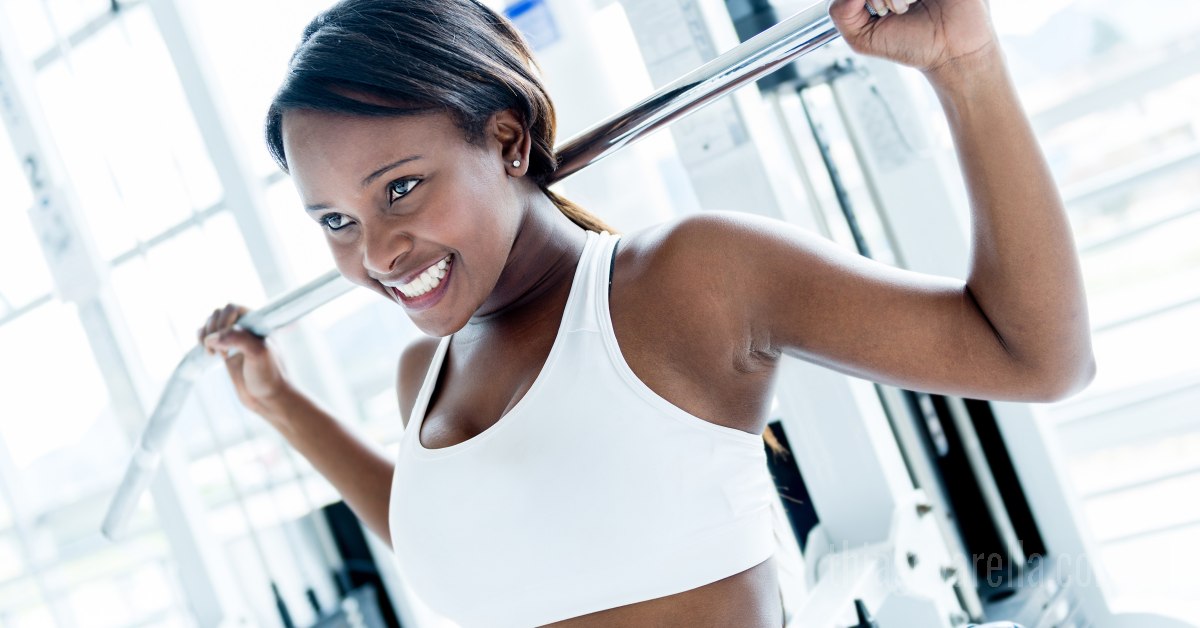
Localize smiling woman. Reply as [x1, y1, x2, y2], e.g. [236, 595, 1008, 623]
[263, 0, 615, 237]
[191, 0, 1096, 626]
[276, 108, 545, 331]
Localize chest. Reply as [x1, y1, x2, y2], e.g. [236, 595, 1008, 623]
[416, 249, 776, 451]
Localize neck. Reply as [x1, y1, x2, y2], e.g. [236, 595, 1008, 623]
[468, 190, 588, 325]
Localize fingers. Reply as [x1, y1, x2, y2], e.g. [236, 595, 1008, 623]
[830, 0, 918, 35]
[205, 325, 266, 360]
[194, 303, 288, 413]
[197, 303, 252, 357]
[857, 0, 919, 20]
[828, 0, 876, 33]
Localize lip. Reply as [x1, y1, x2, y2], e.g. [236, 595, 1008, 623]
[392, 254, 452, 287]
[390, 254, 453, 311]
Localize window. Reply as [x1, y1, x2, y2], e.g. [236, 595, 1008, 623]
[0, 301, 181, 626]
[186, 0, 339, 178]
[108, 210, 264, 382]
[0, 121, 50, 315]
[994, 0, 1200, 620]
[33, 3, 222, 262]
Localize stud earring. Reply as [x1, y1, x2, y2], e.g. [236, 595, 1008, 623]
[512, 159, 521, 168]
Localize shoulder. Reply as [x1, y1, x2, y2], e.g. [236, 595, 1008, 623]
[617, 211, 819, 355]
[621, 211, 777, 261]
[611, 212, 777, 353]
[616, 211, 777, 297]
[606, 214, 785, 411]
[397, 336, 441, 428]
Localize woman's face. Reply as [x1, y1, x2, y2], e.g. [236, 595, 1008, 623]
[281, 109, 525, 336]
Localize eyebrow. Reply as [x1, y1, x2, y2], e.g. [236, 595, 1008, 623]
[304, 155, 423, 212]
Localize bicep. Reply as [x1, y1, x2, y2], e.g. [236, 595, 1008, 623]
[770, 251, 1026, 398]
[676, 212, 1038, 401]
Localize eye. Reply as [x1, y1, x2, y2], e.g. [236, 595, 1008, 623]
[388, 178, 421, 204]
[320, 213, 352, 231]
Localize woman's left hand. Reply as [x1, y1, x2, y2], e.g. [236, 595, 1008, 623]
[827, 0, 999, 78]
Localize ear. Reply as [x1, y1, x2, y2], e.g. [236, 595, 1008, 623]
[487, 109, 532, 177]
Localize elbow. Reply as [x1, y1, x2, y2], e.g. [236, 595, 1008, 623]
[1027, 353, 1097, 402]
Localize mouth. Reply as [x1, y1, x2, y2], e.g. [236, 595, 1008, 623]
[388, 254, 453, 311]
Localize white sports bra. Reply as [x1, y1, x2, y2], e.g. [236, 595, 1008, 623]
[389, 229, 783, 627]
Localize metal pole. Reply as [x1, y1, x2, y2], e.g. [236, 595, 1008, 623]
[102, 1, 843, 539]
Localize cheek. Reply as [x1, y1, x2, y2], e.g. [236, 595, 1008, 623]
[431, 176, 513, 246]
[465, 171, 522, 234]
[451, 199, 515, 260]
[326, 239, 370, 284]
[325, 236, 351, 266]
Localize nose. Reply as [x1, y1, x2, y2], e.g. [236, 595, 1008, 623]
[361, 225, 413, 278]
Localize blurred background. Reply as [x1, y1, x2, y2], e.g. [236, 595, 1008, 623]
[0, 0, 1196, 626]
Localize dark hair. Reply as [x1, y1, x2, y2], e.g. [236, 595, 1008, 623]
[265, 0, 614, 234]
[267, 0, 782, 454]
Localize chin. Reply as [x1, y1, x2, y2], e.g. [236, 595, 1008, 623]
[409, 316, 459, 339]
[404, 301, 472, 335]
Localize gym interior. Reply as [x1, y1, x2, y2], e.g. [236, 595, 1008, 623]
[0, 0, 1197, 626]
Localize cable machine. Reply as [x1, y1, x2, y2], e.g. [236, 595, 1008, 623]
[2, 0, 1193, 626]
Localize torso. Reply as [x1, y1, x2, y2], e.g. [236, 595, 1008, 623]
[401, 225, 784, 627]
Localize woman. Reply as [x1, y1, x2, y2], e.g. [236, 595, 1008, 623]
[198, 0, 1095, 625]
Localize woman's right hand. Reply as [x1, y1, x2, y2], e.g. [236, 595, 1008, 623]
[198, 303, 295, 419]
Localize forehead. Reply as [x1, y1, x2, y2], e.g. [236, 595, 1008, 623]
[281, 109, 470, 185]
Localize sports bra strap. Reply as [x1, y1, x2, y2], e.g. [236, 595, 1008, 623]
[559, 229, 618, 335]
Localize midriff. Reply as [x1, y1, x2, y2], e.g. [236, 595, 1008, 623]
[541, 556, 783, 628]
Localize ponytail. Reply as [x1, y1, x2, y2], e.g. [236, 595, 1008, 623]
[542, 187, 618, 234]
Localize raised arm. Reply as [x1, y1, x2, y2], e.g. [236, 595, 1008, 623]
[651, 0, 1093, 402]
[835, 0, 1096, 396]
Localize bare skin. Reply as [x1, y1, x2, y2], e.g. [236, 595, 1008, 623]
[199, 0, 1094, 625]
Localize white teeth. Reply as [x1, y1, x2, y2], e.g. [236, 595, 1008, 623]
[396, 255, 451, 298]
